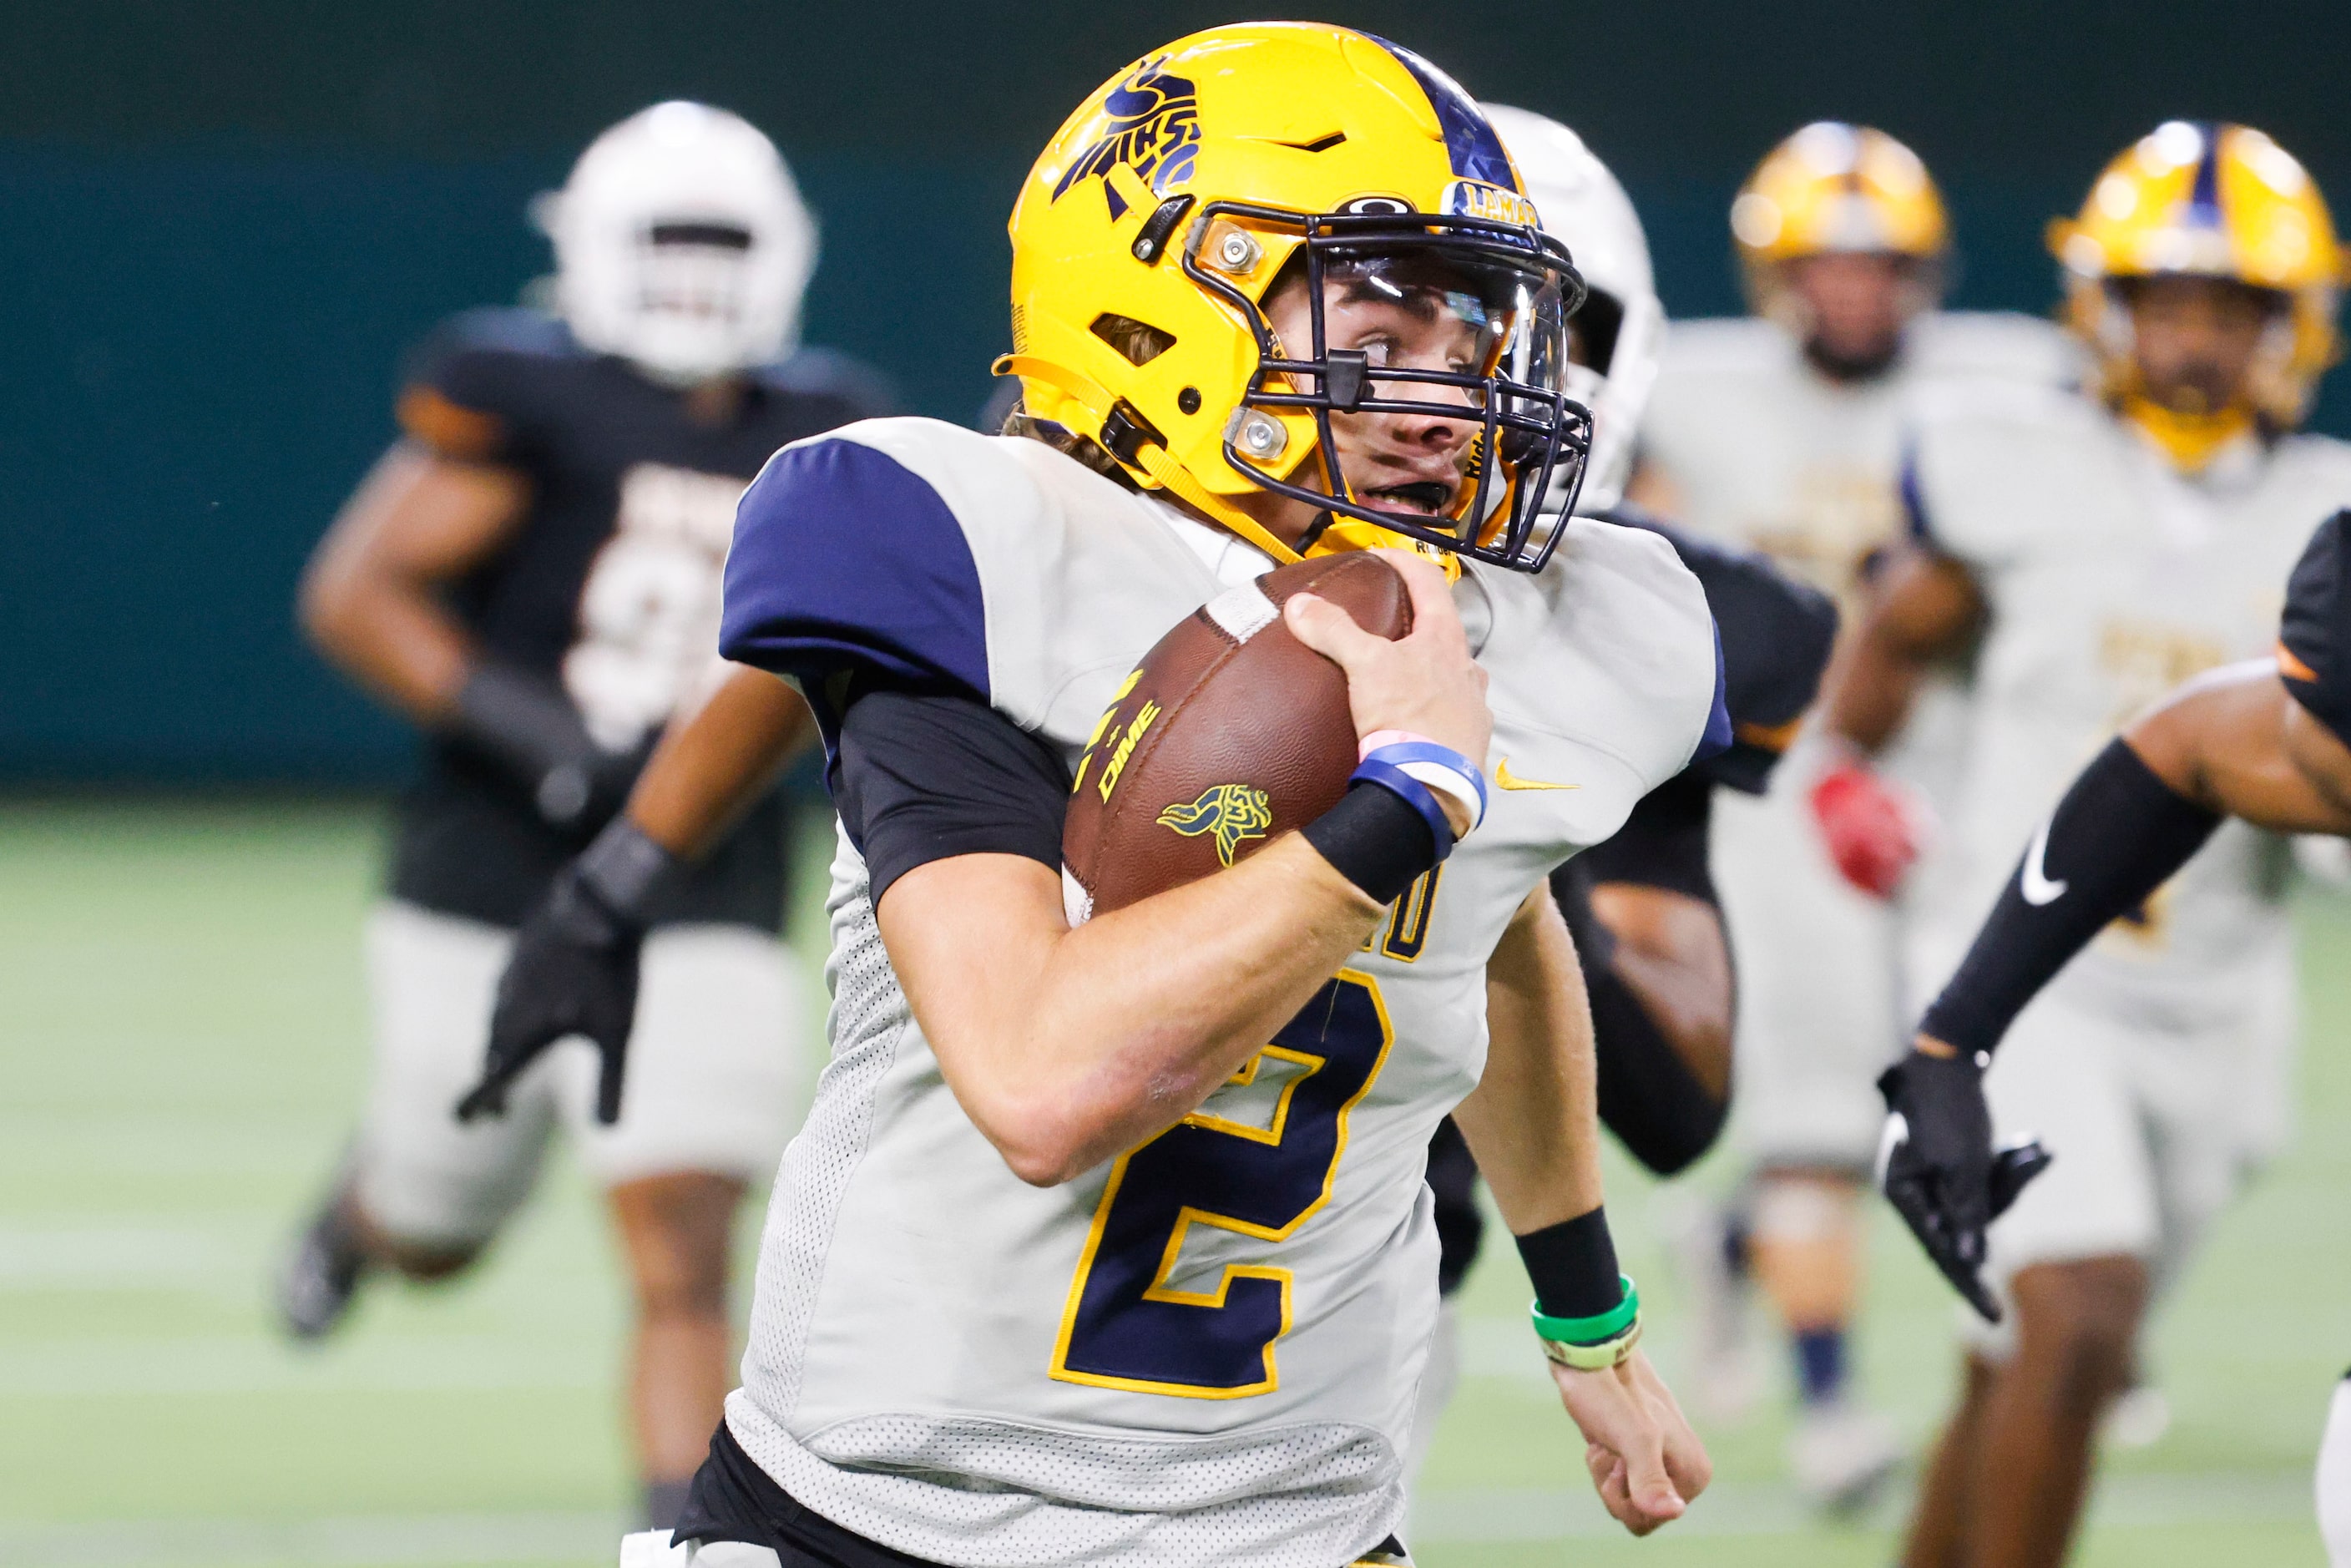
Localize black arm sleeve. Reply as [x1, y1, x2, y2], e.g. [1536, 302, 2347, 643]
[832, 685, 1072, 905]
[1917, 738, 2222, 1057]
[1551, 772, 1728, 1176]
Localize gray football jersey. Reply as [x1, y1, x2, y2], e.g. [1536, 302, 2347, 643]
[713, 418, 1722, 1568]
[1642, 311, 2079, 606]
[1906, 382, 2351, 1025]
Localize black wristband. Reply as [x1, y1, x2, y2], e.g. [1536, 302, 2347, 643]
[448, 661, 604, 824]
[1919, 738, 2221, 1058]
[1299, 780, 1438, 905]
[574, 817, 680, 926]
[1514, 1205, 1622, 1320]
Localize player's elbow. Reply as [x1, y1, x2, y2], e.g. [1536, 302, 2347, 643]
[296, 551, 356, 654]
[988, 1113, 1105, 1188]
[973, 1075, 1156, 1188]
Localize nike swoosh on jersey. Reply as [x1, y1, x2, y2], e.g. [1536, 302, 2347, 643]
[1494, 758, 1577, 792]
[2020, 818, 2068, 906]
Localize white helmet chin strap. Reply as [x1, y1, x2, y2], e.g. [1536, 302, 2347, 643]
[545, 101, 819, 386]
[1480, 103, 1663, 517]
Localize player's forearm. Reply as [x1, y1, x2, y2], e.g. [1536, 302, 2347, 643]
[1915, 736, 2221, 1059]
[626, 665, 814, 860]
[300, 569, 477, 721]
[1585, 884, 1732, 1100]
[1454, 887, 1605, 1229]
[299, 443, 527, 723]
[1821, 549, 1984, 756]
[886, 837, 1384, 1186]
[1820, 618, 1933, 756]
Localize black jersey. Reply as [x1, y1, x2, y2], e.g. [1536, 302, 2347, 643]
[386, 307, 891, 928]
[2280, 508, 2351, 747]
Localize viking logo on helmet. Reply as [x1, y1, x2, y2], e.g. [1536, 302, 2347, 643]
[1157, 784, 1274, 865]
[1049, 58, 1201, 213]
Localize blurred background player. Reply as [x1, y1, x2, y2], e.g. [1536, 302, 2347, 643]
[275, 101, 888, 1529]
[1407, 104, 1838, 1485]
[1632, 120, 2075, 1507]
[1822, 121, 2351, 1567]
[1873, 505, 2351, 1567]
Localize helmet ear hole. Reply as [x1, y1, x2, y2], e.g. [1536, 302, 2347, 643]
[1090, 313, 1178, 366]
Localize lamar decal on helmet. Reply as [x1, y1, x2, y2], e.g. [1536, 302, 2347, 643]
[998, 23, 1594, 572]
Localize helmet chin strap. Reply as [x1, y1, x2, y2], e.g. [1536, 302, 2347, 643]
[2119, 392, 2258, 473]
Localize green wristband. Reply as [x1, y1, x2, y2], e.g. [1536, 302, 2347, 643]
[1529, 1275, 1640, 1345]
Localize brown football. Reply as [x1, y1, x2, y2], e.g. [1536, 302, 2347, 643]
[1062, 552, 1412, 920]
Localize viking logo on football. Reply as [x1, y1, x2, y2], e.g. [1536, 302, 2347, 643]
[1157, 784, 1273, 866]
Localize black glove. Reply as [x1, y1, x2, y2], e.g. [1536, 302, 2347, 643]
[1876, 1047, 2052, 1323]
[456, 818, 679, 1126]
[447, 662, 642, 836]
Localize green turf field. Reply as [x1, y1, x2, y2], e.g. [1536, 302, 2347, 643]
[1, 797, 2343, 1566]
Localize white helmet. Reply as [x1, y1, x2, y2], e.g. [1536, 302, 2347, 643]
[542, 101, 817, 387]
[1483, 105, 1663, 514]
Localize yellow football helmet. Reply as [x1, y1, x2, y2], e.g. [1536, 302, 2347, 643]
[2050, 120, 2344, 432]
[999, 23, 1590, 572]
[1732, 122, 1949, 318]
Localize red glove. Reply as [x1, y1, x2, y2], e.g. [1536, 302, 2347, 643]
[1809, 757, 1921, 898]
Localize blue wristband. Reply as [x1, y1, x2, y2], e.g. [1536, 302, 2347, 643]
[1360, 739, 1488, 832]
[1351, 756, 1457, 862]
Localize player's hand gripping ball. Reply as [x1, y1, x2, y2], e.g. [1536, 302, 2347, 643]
[1061, 553, 1411, 920]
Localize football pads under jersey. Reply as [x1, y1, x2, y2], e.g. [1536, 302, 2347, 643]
[711, 417, 1722, 1568]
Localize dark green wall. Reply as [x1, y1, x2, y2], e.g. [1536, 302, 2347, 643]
[8, 1, 2348, 780]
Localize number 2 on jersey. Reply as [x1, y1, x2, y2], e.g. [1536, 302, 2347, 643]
[1049, 972, 1393, 1399]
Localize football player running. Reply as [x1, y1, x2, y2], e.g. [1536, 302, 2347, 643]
[1876, 506, 2351, 1565]
[581, 26, 1716, 1565]
[279, 103, 887, 1528]
[1823, 122, 2351, 1568]
[1632, 122, 2076, 1505]
[1405, 104, 1838, 1482]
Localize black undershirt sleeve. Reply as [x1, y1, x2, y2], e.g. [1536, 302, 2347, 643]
[1918, 738, 2221, 1057]
[1551, 771, 1728, 1176]
[832, 684, 1071, 905]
